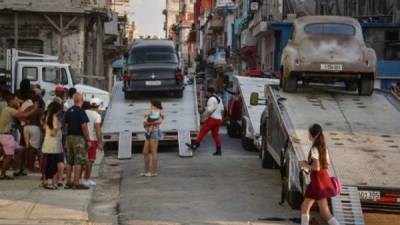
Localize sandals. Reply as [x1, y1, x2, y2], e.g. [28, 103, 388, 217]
[0, 175, 14, 180]
[139, 172, 158, 177]
[13, 170, 28, 177]
[139, 172, 151, 177]
[44, 184, 58, 190]
[72, 184, 90, 190]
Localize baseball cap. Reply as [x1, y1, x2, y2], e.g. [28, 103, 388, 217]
[55, 86, 65, 94]
[90, 98, 102, 107]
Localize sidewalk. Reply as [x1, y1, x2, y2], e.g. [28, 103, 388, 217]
[0, 151, 104, 225]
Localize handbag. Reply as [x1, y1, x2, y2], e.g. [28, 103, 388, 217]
[330, 176, 343, 195]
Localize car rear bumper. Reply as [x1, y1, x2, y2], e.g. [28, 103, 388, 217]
[125, 85, 183, 92]
[290, 62, 375, 78]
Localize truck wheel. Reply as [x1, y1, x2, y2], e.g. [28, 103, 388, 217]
[174, 90, 183, 98]
[282, 73, 297, 93]
[287, 188, 303, 210]
[261, 135, 278, 169]
[241, 119, 256, 151]
[358, 78, 374, 96]
[124, 91, 135, 99]
[227, 121, 241, 138]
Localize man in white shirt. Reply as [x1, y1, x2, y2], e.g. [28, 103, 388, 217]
[82, 98, 103, 186]
[186, 87, 224, 155]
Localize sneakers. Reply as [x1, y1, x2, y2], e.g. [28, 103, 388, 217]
[81, 179, 96, 186]
[185, 143, 199, 151]
[139, 172, 151, 177]
[139, 172, 157, 177]
[87, 179, 96, 186]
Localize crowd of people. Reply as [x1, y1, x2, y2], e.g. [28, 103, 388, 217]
[0, 80, 102, 190]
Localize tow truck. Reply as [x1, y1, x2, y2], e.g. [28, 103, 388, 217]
[250, 84, 400, 224]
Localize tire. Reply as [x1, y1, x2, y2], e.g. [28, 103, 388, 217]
[124, 91, 135, 99]
[358, 77, 374, 96]
[261, 134, 278, 169]
[283, 154, 303, 209]
[282, 70, 297, 92]
[175, 90, 183, 98]
[287, 188, 303, 210]
[241, 119, 255, 151]
[227, 120, 241, 138]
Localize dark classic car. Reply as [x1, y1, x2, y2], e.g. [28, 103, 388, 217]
[124, 40, 184, 99]
[281, 16, 377, 96]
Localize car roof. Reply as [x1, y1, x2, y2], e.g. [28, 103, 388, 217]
[130, 40, 175, 50]
[294, 16, 360, 27]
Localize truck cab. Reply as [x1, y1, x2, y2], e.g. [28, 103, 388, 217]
[4, 49, 109, 110]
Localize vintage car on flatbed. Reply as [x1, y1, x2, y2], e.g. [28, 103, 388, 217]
[281, 16, 377, 96]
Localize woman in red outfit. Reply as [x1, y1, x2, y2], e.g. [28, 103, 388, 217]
[298, 124, 340, 225]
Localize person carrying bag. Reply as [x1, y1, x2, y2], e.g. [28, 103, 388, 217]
[298, 123, 341, 225]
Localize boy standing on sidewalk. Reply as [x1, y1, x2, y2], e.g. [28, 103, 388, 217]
[81, 98, 103, 186]
[186, 87, 224, 155]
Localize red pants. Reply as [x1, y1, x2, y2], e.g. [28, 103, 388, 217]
[196, 118, 223, 147]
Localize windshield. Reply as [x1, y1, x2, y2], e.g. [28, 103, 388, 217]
[128, 46, 178, 64]
[304, 23, 355, 36]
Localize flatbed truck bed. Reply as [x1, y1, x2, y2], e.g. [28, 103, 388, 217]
[260, 86, 400, 215]
[102, 80, 200, 158]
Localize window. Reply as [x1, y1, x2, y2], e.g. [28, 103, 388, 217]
[22, 67, 38, 81]
[42, 67, 67, 84]
[128, 46, 178, 64]
[304, 23, 355, 36]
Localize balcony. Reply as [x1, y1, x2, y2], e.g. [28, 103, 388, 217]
[0, 0, 108, 14]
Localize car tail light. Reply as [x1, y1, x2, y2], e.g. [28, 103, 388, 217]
[122, 73, 129, 81]
[175, 71, 184, 81]
[377, 193, 400, 203]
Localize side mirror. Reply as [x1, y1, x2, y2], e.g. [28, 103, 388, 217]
[250, 92, 259, 106]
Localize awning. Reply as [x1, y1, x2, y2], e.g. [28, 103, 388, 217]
[112, 57, 124, 69]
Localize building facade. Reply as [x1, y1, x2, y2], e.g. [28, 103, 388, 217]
[0, 0, 131, 90]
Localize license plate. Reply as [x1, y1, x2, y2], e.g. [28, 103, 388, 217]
[359, 190, 380, 201]
[145, 81, 161, 86]
[320, 64, 343, 71]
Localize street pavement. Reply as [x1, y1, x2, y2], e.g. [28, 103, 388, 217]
[118, 132, 299, 225]
[0, 151, 104, 225]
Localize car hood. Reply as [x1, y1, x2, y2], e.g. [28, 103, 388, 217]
[74, 84, 110, 111]
[298, 36, 363, 63]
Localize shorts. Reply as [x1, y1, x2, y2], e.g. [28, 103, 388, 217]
[24, 125, 42, 149]
[88, 141, 97, 161]
[65, 135, 87, 166]
[0, 134, 17, 156]
[56, 152, 65, 163]
[145, 129, 162, 140]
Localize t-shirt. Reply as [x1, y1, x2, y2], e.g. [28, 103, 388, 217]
[65, 106, 89, 137]
[0, 101, 6, 114]
[85, 109, 101, 141]
[206, 95, 224, 120]
[21, 100, 33, 111]
[64, 99, 74, 110]
[310, 147, 330, 163]
[0, 106, 17, 134]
